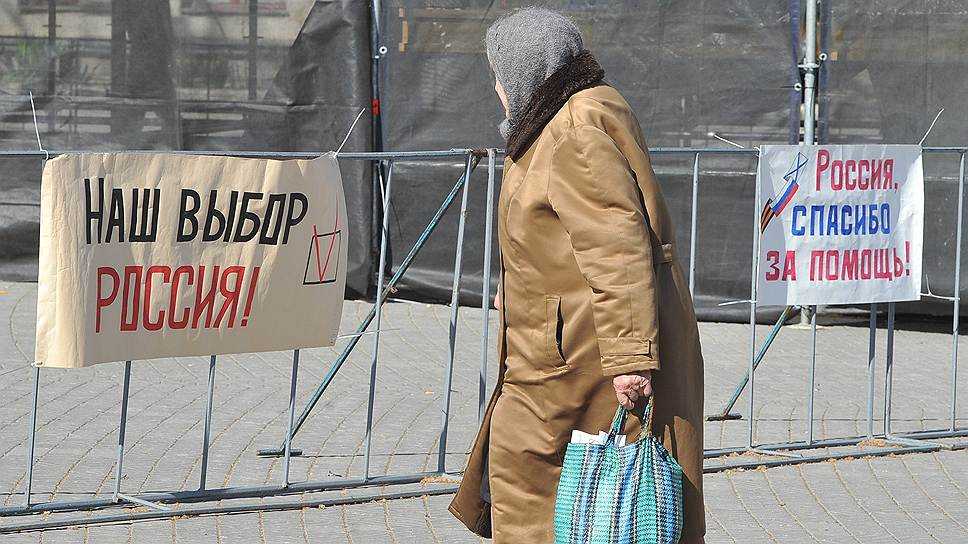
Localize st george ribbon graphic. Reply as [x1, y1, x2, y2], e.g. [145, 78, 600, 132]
[760, 151, 808, 232]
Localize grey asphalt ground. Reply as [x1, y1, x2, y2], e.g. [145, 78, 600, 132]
[0, 281, 966, 543]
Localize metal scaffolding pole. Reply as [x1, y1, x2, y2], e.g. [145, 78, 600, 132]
[802, 0, 818, 145]
[45, 0, 56, 132]
[247, 0, 258, 101]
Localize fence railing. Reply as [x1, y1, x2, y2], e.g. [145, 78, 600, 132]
[0, 145, 964, 532]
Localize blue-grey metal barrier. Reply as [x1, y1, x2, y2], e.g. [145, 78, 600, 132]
[2, 148, 491, 519]
[0, 145, 964, 531]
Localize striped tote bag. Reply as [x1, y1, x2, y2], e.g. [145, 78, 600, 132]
[554, 399, 683, 543]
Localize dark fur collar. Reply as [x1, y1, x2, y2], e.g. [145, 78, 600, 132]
[506, 50, 606, 161]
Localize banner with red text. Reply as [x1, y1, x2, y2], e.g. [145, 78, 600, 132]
[757, 145, 923, 306]
[35, 152, 347, 368]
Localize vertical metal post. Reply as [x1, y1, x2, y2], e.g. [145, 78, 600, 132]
[479, 150, 496, 422]
[109, 0, 127, 138]
[950, 152, 965, 431]
[689, 153, 700, 297]
[282, 350, 300, 487]
[866, 303, 877, 438]
[438, 153, 474, 473]
[247, 0, 258, 100]
[798, 0, 820, 328]
[802, 0, 818, 145]
[199, 355, 217, 490]
[806, 305, 818, 444]
[113, 361, 133, 501]
[884, 303, 896, 436]
[24, 366, 40, 506]
[747, 170, 762, 449]
[46, 0, 56, 132]
[368, 0, 385, 276]
[363, 160, 394, 481]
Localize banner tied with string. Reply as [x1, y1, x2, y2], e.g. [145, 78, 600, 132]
[35, 152, 348, 368]
[757, 145, 924, 306]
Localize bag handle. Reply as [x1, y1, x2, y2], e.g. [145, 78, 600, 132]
[606, 396, 654, 445]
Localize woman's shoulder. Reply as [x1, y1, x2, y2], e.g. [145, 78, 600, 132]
[548, 85, 638, 141]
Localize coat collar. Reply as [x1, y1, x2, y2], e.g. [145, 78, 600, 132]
[505, 50, 606, 161]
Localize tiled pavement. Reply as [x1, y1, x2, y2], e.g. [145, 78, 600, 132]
[0, 281, 966, 542]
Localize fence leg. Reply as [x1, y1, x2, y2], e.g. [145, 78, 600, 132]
[746, 168, 761, 451]
[437, 153, 474, 474]
[866, 303, 877, 439]
[24, 366, 40, 506]
[479, 149, 496, 422]
[743, 176, 800, 458]
[689, 152, 700, 297]
[883, 303, 895, 436]
[199, 355, 217, 490]
[109, 362, 169, 511]
[950, 152, 965, 432]
[806, 305, 818, 445]
[880, 303, 943, 449]
[113, 361, 132, 502]
[363, 160, 394, 482]
[283, 349, 300, 487]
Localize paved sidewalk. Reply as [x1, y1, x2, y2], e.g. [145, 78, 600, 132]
[1, 281, 966, 542]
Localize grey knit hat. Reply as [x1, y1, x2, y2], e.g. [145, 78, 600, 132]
[485, 8, 584, 139]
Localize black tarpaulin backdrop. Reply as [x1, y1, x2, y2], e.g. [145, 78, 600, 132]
[0, 1, 966, 319]
[381, 1, 798, 321]
[0, 0, 373, 295]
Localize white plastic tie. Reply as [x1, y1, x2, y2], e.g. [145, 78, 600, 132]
[28, 91, 49, 161]
[718, 299, 756, 307]
[918, 108, 945, 147]
[336, 107, 367, 155]
[709, 132, 746, 150]
[336, 328, 401, 340]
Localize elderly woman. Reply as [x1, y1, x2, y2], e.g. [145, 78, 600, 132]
[448, 8, 705, 544]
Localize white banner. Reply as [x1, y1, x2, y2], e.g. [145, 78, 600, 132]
[757, 145, 923, 306]
[35, 152, 348, 368]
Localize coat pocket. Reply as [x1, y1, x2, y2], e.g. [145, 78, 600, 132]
[544, 295, 567, 370]
[653, 242, 674, 264]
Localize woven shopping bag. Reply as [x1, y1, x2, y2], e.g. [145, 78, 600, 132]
[554, 398, 683, 543]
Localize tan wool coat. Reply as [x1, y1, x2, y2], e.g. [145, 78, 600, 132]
[448, 83, 705, 542]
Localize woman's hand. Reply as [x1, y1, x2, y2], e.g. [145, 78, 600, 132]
[612, 371, 653, 410]
[494, 285, 502, 311]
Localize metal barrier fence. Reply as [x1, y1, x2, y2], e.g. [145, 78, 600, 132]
[673, 146, 968, 470]
[0, 148, 496, 522]
[0, 145, 964, 531]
